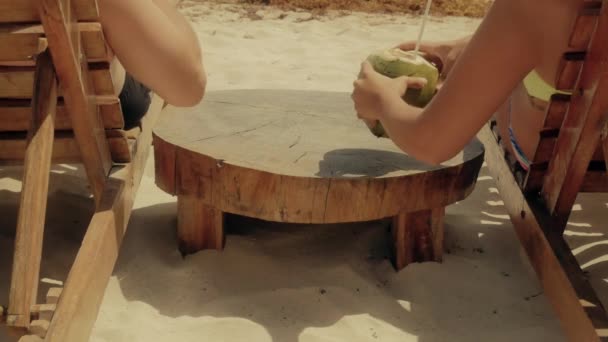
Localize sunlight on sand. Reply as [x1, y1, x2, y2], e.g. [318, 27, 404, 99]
[485, 200, 504, 206]
[398, 300, 412, 312]
[564, 230, 603, 237]
[59, 164, 78, 170]
[0, 178, 21, 193]
[299, 314, 418, 342]
[40, 278, 64, 286]
[572, 240, 608, 255]
[582, 255, 608, 270]
[480, 220, 502, 226]
[481, 211, 509, 220]
[567, 222, 593, 228]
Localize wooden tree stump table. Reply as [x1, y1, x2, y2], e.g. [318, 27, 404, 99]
[153, 90, 485, 270]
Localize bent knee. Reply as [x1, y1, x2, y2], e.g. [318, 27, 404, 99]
[165, 65, 207, 107]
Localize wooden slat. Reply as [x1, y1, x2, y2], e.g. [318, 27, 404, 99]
[525, 164, 608, 193]
[29, 320, 50, 338]
[89, 63, 114, 95]
[43, 95, 163, 342]
[535, 137, 557, 163]
[533, 137, 604, 164]
[45, 288, 62, 305]
[0, 32, 44, 62]
[31, 304, 57, 321]
[556, 52, 586, 91]
[569, 1, 602, 50]
[0, 0, 98, 23]
[543, 2, 608, 221]
[522, 94, 578, 193]
[0, 130, 131, 164]
[7, 51, 57, 328]
[525, 163, 548, 192]
[0, 65, 115, 98]
[0, 23, 109, 62]
[480, 125, 608, 342]
[543, 94, 571, 129]
[0, 132, 76, 162]
[39, 0, 112, 203]
[0, 68, 35, 99]
[105, 129, 131, 163]
[0, 98, 123, 131]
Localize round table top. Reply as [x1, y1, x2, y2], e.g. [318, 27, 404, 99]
[154, 90, 484, 224]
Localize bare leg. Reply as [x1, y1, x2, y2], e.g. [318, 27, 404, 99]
[98, 0, 206, 106]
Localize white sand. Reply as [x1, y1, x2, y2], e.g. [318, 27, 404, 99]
[2, 2, 608, 341]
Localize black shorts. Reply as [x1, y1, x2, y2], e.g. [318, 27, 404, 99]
[119, 73, 151, 129]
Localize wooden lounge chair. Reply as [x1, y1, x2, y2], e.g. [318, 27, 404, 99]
[0, 0, 163, 340]
[479, 1, 608, 340]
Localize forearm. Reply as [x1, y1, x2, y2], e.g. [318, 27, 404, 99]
[98, 0, 205, 106]
[375, 99, 440, 164]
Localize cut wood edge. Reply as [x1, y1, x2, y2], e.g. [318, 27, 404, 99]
[157, 137, 484, 224]
[28, 320, 49, 338]
[30, 304, 57, 322]
[45, 288, 62, 305]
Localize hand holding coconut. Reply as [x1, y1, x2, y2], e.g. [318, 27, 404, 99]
[395, 36, 470, 80]
[353, 60, 428, 119]
[353, 59, 429, 138]
[349, 0, 579, 166]
[353, 48, 439, 138]
[354, 0, 441, 138]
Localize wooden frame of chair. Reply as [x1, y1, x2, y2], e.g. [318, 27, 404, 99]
[0, 0, 163, 341]
[479, 1, 608, 340]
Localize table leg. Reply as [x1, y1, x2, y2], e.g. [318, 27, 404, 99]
[390, 207, 445, 271]
[177, 195, 225, 255]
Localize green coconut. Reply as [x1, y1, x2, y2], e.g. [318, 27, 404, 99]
[363, 48, 439, 138]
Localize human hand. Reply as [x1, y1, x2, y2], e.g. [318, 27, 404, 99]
[395, 41, 447, 74]
[352, 61, 426, 120]
[396, 37, 469, 79]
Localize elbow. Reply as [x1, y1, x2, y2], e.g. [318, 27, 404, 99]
[187, 71, 207, 106]
[394, 139, 457, 166]
[164, 64, 207, 107]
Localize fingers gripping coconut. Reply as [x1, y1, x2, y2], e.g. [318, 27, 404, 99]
[361, 0, 438, 138]
[364, 48, 439, 138]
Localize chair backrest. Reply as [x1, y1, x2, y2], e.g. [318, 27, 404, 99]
[0, 0, 132, 165]
[518, 0, 608, 218]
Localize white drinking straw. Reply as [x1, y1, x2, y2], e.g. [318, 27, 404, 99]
[414, 0, 433, 55]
